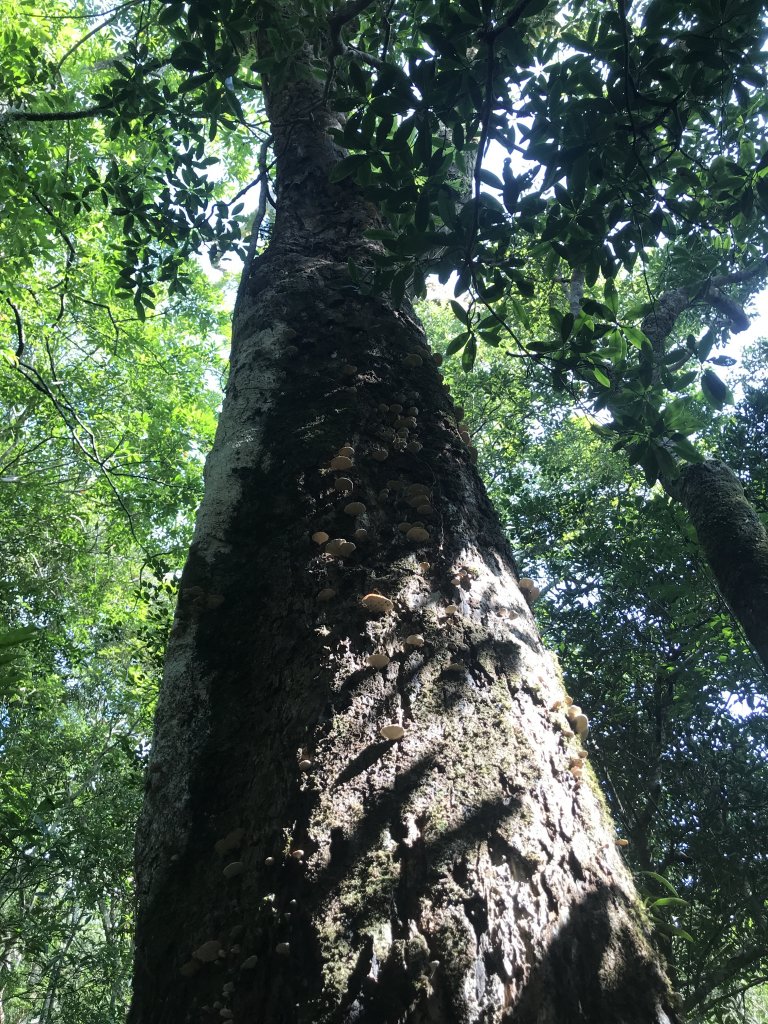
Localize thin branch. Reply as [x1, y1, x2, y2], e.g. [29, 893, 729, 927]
[55, 12, 121, 73]
[329, 0, 378, 32]
[6, 299, 25, 358]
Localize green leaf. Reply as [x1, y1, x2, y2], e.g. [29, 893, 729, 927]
[478, 168, 504, 190]
[445, 332, 469, 356]
[640, 871, 680, 897]
[461, 335, 477, 372]
[701, 369, 732, 410]
[328, 155, 368, 182]
[450, 300, 469, 326]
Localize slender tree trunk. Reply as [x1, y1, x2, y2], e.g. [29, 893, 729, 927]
[130, 58, 679, 1024]
[642, 298, 768, 670]
[665, 460, 768, 668]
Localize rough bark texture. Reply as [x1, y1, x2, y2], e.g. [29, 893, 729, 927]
[130, 61, 680, 1024]
[642, 296, 768, 670]
[667, 460, 768, 669]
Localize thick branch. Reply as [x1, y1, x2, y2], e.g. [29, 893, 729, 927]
[1, 104, 110, 124]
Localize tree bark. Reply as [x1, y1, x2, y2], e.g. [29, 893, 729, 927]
[641, 298, 768, 670]
[130, 58, 679, 1024]
[666, 460, 768, 668]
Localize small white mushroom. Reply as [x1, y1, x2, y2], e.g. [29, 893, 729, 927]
[291, 849, 305, 860]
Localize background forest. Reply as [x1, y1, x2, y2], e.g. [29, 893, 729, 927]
[1, 0, 768, 1020]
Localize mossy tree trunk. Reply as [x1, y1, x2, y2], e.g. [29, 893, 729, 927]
[666, 460, 768, 670]
[643, 300, 768, 671]
[129, 57, 680, 1024]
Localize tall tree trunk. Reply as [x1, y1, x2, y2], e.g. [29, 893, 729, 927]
[130, 59, 679, 1024]
[665, 460, 768, 668]
[642, 299, 768, 670]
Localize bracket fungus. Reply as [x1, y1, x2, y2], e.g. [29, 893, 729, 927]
[403, 353, 423, 368]
[444, 604, 459, 617]
[518, 577, 541, 604]
[291, 849, 305, 860]
[222, 861, 245, 880]
[406, 526, 430, 543]
[326, 538, 356, 558]
[341, 364, 357, 376]
[311, 531, 330, 545]
[241, 955, 258, 970]
[214, 828, 245, 857]
[276, 942, 291, 956]
[366, 652, 390, 669]
[298, 758, 313, 770]
[573, 714, 589, 736]
[334, 477, 354, 492]
[338, 445, 355, 458]
[354, 528, 368, 541]
[344, 501, 366, 516]
[370, 446, 389, 461]
[330, 455, 353, 471]
[361, 593, 394, 614]
[194, 940, 224, 963]
[380, 723, 406, 741]
[317, 588, 336, 602]
[405, 634, 425, 648]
